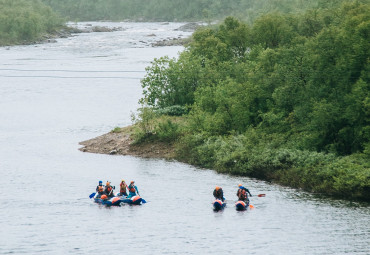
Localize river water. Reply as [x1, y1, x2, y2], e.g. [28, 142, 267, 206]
[0, 22, 369, 255]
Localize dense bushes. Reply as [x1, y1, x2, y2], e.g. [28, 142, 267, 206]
[0, 0, 64, 46]
[131, 108, 183, 144]
[137, 2, 370, 201]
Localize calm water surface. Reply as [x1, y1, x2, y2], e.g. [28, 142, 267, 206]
[0, 22, 369, 254]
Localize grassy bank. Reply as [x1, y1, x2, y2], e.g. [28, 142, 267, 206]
[128, 110, 369, 201]
[0, 0, 64, 46]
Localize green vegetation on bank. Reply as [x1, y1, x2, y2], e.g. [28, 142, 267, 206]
[134, 1, 370, 201]
[0, 0, 64, 46]
[42, 0, 341, 22]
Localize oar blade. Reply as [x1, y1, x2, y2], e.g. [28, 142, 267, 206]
[89, 192, 96, 199]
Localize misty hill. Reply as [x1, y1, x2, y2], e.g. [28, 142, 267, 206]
[41, 0, 346, 22]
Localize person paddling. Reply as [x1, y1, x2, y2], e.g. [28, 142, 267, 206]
[213, 186, 225, 202]
[119, 179, 128, 196]
[95, 181, 104, 198]
[104, 181, 115, 198]
[127, 181, 139, 198]
[237, 184, 252, 203]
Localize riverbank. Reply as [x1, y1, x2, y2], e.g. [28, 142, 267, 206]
[79, 126, 176, 159]
[79, 123, 370, 202]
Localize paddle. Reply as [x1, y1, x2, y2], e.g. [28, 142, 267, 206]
[257, 194, 266, 197]
[89, 192, 96, 199]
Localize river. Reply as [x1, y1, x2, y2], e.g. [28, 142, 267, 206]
[0, 22, 369, 255]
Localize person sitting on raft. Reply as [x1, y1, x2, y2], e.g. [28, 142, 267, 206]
[127, 181, 139, 198]
[119, 179, 128, 196]
[95, 181, 104, 198]
[237, 184, 252, 202]
[96, 180, 103, 192]
[213, 186, 225, 202]
[104, 181, 115, 198]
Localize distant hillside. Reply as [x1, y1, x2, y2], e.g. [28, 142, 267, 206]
[41, 0, 349, 22]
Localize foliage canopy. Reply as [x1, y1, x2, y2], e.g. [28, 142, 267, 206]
[139, 2, 370, 200]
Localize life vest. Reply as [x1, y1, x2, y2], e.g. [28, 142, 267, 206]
[106, 186, 112, 193]
[214, 189, 222, 198]
[120, 182, 127, 193]
[98, 186, 104, 193]
[129, 184, 136, 193]
[238, 189, 247, 200]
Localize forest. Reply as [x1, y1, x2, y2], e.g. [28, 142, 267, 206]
[0, 0, 357, 45]
[41, 0, 343, 22]
[0, 0, 63, 45]
[135, 1, 370, 201]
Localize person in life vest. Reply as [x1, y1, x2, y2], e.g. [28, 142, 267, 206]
[119, 179, 128, 196]
[104, 181, 115, 198]
[96, 181, 104, 192]
[95, 181, 104, 198]
[127, 181, 139, 198]
[213, 186, 225, 202]
[237, 184, 252, 202]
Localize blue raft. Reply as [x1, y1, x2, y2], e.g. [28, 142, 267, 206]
[213, 199, 226, 211]
[235, 200, 249, 211]
[90, 192, 145, 206]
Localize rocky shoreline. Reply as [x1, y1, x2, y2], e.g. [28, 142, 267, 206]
[3, 22, 200, 48]
[79, 126, 176, 159]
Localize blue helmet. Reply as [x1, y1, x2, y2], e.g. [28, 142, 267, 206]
[99, 180, 102, 185]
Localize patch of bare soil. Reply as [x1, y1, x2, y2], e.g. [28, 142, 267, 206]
[79, 126, 175, 159]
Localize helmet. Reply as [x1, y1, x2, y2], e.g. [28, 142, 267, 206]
[131, 181, 134, 184]
[238, 184, 242, 187]
[106, 181, 110, 186]
[121, 179, 125, 183]
[215, 186, 220, 190]
[99, 181, 102, 184]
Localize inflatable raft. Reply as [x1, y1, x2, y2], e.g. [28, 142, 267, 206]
[94, 196, 124, 206]
[91, 193, 145, 206]
[235, 200, 248, 211]
[213, 199, 226, 211]
[120, 195, 143, 205]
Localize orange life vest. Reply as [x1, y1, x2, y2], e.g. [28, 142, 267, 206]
[120, 182, 127, 193]
[238, 189, 247, 200]
[98, 186, 104, 192]
[106, 186, 112, 193]
[129, 184, 136, 193]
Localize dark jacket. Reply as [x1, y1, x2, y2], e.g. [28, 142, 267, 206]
[213, 189, 224, 201]
[104, 185, 114, 198]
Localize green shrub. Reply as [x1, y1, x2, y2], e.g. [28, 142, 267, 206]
[156, 105, 189, 116]
[111, 127, 122, 133]
[0, 0, 64, 46]
[155, 119, 181, 142]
